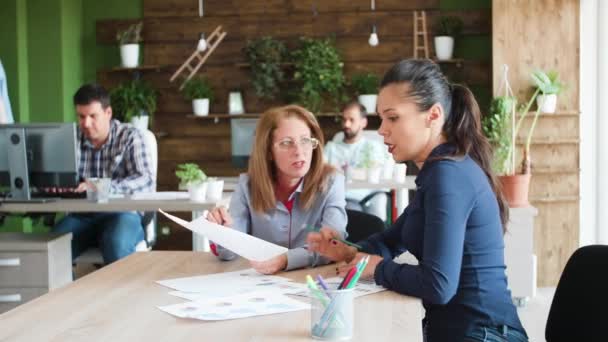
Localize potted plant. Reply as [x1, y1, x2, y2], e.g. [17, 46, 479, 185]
[110, 79, 157, 130]
[291, 37, 346, 113]
[175, 163, 208, 202]
[182, 77, 214, 116]
[116, 22, 143, 68]
[359, 143, 382, 184]
[532, 69, 564, 114]
[243, 36, 287, 101]
[486, 68, 556, 207]
[434, 16, 463, 61]
[350, 72, 380, 114]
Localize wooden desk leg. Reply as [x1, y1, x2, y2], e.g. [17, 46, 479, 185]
[191, 210, 210, 252]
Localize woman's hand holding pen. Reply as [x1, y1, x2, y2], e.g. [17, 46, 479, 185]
[250, 254, 287, 275]
[206, 206, 233, 227]
[307, 227, 357, 263]
[336, 252, 382, 280]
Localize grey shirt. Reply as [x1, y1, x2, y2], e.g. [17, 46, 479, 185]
[218, 172, 348, 270]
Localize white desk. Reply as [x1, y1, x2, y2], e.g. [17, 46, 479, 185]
[0, 192, 231, 252]
[0, 252, 423, 341]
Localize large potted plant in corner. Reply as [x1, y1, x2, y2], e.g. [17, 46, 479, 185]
[291, 37, 346, 113]
[175, 163, 208, 202]
[532, 70, 564, 114]
[182, 76, 214, 116]
[434, 16, 463, 61]
[116, 22, 143, 68]
[110, 79, 157, 130]
[350, 72, 380, 114]
[243, 36, 287, 101]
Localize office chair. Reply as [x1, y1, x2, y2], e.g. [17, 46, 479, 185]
[345, 209, 386, 244]
[74, 129, 158, 265]
[545, 244, 608, 342]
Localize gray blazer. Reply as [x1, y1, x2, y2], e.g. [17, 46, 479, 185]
[218, 172, 348, 270]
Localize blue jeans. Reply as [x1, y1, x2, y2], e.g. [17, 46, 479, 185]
[463, 324, 528, 342]
[52, 212, 144, 264]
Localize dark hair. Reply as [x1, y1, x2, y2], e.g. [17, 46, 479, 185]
[73, 84, 111, 109]
[380, 59, 509, 230]
[341, 100, 367, 118]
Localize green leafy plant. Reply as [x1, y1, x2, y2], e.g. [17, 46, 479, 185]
[116, 22, 143, 45]
[350, 73, 380, 96]
[175, 163, 207, 186]
[291, 37, 346, 113]
[437, 16, 463, 37]
[181, 77, 214, 101]
[483, 96, 517, 174]
[531, 69, 564, 95]
[110, 79, 157, 123]
[243, 37, 288, 100]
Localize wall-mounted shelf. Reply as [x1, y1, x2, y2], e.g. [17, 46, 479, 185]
[184, 112, 378, 123]
[432, 58, 464, 67]
[517, 110, 581, 117]
[100, 65, 165, 73]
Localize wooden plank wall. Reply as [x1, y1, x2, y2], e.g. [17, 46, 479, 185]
[97, 0, 491, 250]
[492, 0, 580, 286]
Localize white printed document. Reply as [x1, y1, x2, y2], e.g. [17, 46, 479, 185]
[158, 291, 309, 321]
[159, 210, 288, 261]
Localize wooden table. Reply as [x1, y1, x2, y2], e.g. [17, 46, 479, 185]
[0, 252, 423, 341]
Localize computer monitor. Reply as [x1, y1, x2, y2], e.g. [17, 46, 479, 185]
[0, 123, 79, 202]
[230, 118, 258, 168]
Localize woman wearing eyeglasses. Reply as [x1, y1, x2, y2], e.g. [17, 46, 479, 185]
[206, 105, 347, 274]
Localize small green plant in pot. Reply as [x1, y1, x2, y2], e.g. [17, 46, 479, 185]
[291, 37, 346, 113]
[350, 72, 380, 114]
[531, 69, 564, 114]
[243, 36, 287, 101]
[182, 77, 214, 116]
[116, 22, 143, 68]
[110, 79, 157, 130]
[434, 16, 463, 61]
[175, 163, 208, 202]
[483, 96, 517, 175]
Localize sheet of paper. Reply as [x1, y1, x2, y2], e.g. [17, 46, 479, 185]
[168, 280, 307, 301]
[291, 277, 386, 298]
[158, 291, 310, 321]
[130, 191, 189, 200]
[159, 210, 288, 261]
[157, 268, 300, 296]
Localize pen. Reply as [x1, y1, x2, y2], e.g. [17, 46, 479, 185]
[306, 275, 329, 306]
[346, 255, 370, 289]
[316, 274, 330, 291]
[332, 237, 362, 250]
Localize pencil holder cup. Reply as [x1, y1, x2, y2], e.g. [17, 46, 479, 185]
[310, 288, 354, 340]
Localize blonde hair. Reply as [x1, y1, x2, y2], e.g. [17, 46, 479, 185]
[248, 105, 335, 213]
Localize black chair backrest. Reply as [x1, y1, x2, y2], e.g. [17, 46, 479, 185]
[345, 209, 386, 244]
[545, 244, 608, 341]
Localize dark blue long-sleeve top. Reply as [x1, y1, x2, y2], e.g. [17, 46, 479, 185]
[359, 143, 525, 341]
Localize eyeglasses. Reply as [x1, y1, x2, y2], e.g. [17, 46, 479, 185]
[274, 137, 320, 151]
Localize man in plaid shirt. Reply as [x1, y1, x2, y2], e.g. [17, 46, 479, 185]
[52, 84, 155, 264]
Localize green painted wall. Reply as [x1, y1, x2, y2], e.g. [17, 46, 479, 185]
[61, 0, 84, 121]
[0, 0, 30, 122]
[82, 0, 143, 83]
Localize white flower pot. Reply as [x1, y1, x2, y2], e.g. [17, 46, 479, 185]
[434, 36, 454, 61]
[188, 182, 208, 202]
[382, 159, 395, 180]
[120, 44, 140, 68]
[130, 115, 149, 130]
[358, 94, 378, 114]
[193, 99, 210, 116]
[536, 94, 557, 113]
[350, 167, 367, 181]
[206, 179, 224, 201]
[367, 167, 382, 184]
[393, 163, 407, 183]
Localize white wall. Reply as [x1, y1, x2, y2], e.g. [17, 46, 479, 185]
[580, 0, 608, 245]
[579, 0, 598, 245]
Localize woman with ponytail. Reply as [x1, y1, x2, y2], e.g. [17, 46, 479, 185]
[308, 59, 527, 342]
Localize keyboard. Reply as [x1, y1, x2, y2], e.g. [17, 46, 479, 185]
[31, 188, 87, 199]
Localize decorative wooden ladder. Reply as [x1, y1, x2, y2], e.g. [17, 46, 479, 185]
[413, 11, 430, 58]
[170, 25, 227, 89]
